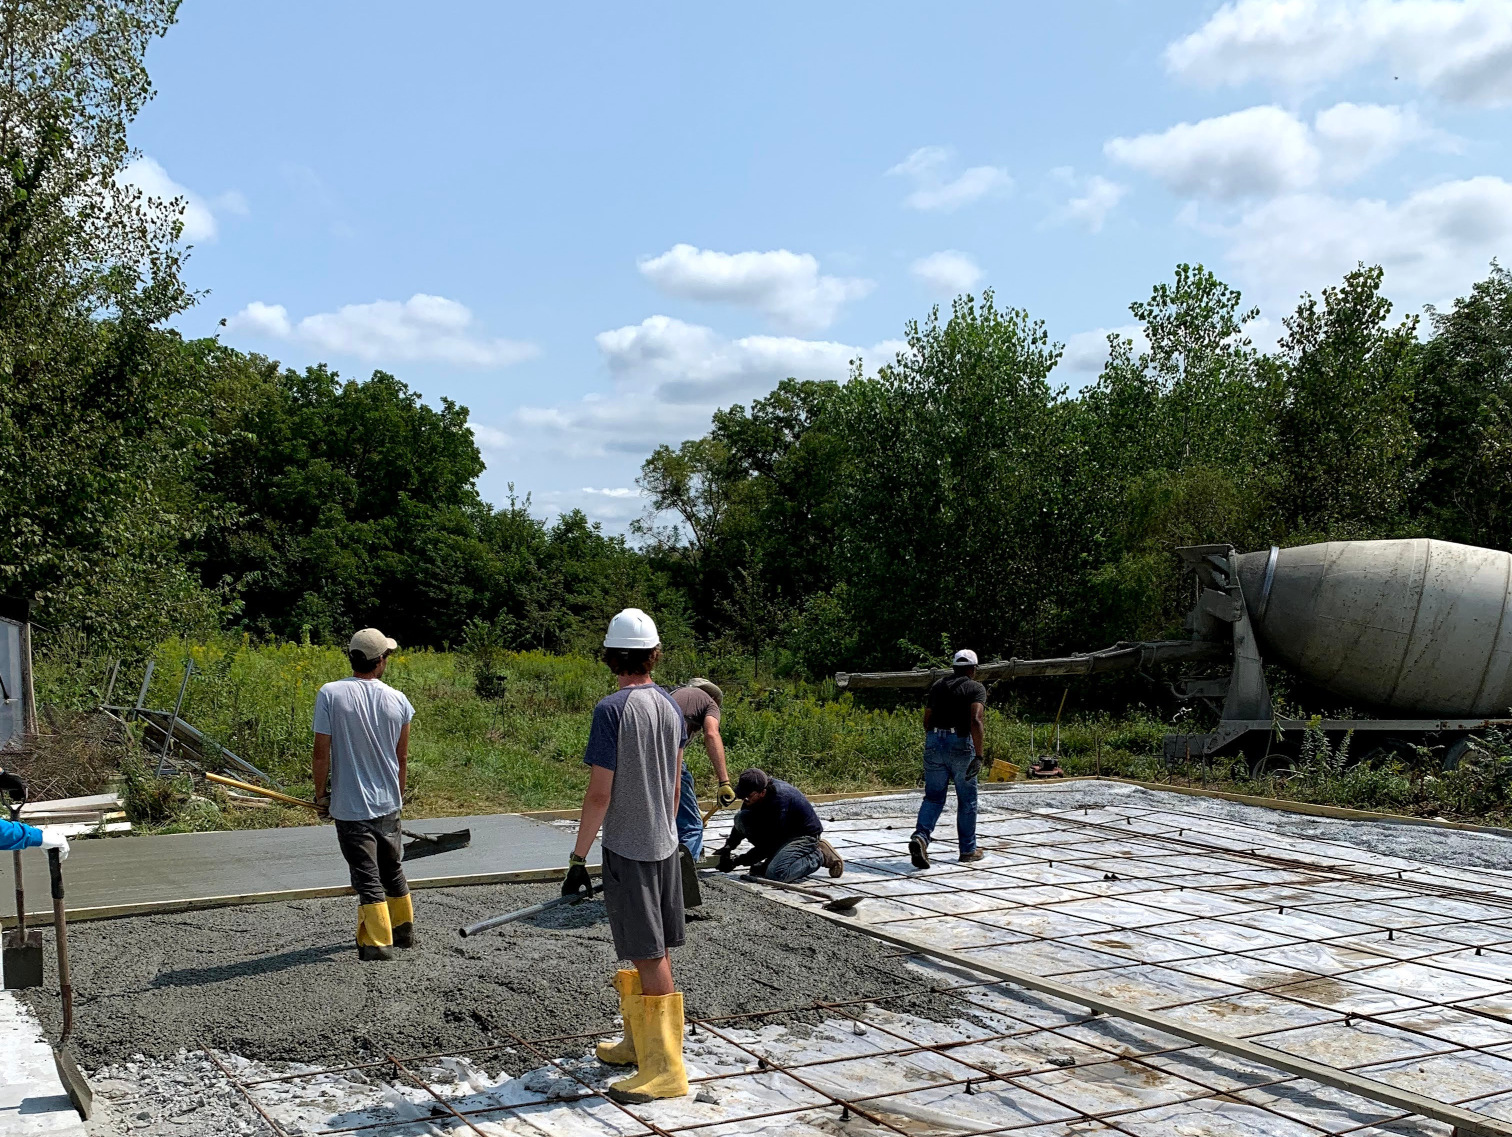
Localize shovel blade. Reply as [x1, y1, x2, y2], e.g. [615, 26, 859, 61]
[3, 929, 44, 990]
[401, 828, 471, 860]
[52, 1045, 93, 1120]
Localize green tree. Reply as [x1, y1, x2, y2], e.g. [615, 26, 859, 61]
[0, 0, 209, 644]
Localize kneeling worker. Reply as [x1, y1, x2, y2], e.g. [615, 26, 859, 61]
[313, 628, 416, 961]
[563, 608, 690, 1103]
[714, 767, 843, 882]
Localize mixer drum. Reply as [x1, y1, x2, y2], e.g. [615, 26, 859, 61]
[1234, 539, 1512, 717]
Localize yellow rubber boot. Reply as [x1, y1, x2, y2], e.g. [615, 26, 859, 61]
[608, 992, 688, 1103]
[356, 902, 394, 961]
[388, 893, 415, 949]
[595, 969, 642, 1065]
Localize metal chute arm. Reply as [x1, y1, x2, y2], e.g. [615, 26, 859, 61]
[836, 640, 1226, 689]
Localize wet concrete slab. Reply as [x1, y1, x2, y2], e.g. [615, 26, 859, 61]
[0, 814, 597, 920]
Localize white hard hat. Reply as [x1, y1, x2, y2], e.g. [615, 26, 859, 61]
[953, 649, 979, 667]
[604, 608, 660, 649]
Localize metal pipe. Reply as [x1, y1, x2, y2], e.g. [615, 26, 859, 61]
[459, 883, 602, 936]
[132, 660, 155, 719]
[157, 660, 193, 776]
[836, 639, 1225, 689]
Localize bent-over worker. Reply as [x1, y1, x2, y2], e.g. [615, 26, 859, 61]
[313, 628, 416, 962]
[908, 649, 986, 870]
[670, 678, 734, 859]
[714, 767, 843, 883]
[562, 608, 690, 1103]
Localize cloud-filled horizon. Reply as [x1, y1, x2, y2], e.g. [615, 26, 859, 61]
[138, 0, 1512, 536]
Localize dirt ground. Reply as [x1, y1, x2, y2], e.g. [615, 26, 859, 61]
[21, 874, 958, 1074]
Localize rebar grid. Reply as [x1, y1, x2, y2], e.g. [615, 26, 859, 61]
[203, 965, 1453, 1137]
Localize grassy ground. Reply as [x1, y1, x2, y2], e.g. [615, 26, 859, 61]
[34, 638, 1512, 833]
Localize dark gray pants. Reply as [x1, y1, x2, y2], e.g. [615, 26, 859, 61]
[335, 811, 409, 906]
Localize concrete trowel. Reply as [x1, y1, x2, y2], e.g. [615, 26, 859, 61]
[3, 798, 43, 990]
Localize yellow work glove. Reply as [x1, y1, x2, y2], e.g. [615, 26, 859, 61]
[717, 781, 737, 808]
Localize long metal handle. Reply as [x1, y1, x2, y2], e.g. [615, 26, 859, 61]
[459, 882, 602, 937]
[47, 848, 71, 1042]
[9, 800, 23, 936]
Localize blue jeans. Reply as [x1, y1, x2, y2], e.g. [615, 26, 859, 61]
[676, 761, 703, 859]
[764, 836, 822, 883]
[913, 731, 979, 854]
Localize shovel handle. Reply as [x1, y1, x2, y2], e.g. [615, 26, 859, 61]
[10, 800, 23, 936]
[47, 848, 71, 1042]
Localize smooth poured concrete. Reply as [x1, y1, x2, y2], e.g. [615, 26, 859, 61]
[1, 814, 594, 921]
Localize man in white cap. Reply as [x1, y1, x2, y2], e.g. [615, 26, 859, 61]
[562, 608, 690, 1103]
[313, 627, 416, 961]
[908, 649, 986, 869]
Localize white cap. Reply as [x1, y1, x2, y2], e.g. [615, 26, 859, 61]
[952, 649, 979, 667]
[350, 628, 398, 663]
[604, 608, 660, 649]
[689, 677, 724, 706]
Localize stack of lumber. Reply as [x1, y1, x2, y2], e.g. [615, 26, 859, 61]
[18, 793, 130, 836]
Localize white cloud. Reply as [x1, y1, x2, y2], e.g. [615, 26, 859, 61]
[1106, 101, 1437, 200]
[1056, 325, 1150, 376]
[509, 316, 904, 461]
[1313, 101, 1435, 179]
[637, 244, 872, 332]
[1050, 170, 1129, 232]
[469, 423, 512, 452]
[1224, 176, 1512, 308]
[227, 294, 538, 368]
[119, 157, 243, 242]
[1166, 0, 1512, 107]
[888, 146, 1013, 212]
[910, 250, 984, 296]
[1106, 105, 1319, 200]
[533, 488, 648, 528]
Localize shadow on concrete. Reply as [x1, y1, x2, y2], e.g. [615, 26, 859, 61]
[149, 942, 351, 988]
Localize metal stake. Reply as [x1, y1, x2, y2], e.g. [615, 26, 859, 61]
[157, 660, 193, 777]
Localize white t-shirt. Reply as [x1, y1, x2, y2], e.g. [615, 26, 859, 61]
[312, 677, 415, 821]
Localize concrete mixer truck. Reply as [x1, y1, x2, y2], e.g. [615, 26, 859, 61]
[836, 539, 1512, 769]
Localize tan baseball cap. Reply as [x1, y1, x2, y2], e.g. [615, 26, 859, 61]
[689, 677, 724, 706]
[349, 627, 398, 663]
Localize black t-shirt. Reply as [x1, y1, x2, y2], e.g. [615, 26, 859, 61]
[927, 674, 987, 736]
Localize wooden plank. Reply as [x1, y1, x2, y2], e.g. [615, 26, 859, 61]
[819, 911, 1512, 1137]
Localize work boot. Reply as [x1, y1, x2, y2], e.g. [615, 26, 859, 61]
[817, 839, 844, 878]
[607, 992, 689, 1103]
[596, 969, 642, 1066]
[388, 893, 415, 949]
[356, 901, 394, 961]
[959, 848, 984, 864]
[908, 834, 931, 870]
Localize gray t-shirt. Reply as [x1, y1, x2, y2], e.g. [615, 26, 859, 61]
[584, 682, 687, 862]
[313, 676, 415, 821]
[670, 686, 720, 738]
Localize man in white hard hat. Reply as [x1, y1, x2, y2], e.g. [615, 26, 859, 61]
[908, 649, 987, 870]
[562, 608, 690, 1103]
[313, 628, 416, 961]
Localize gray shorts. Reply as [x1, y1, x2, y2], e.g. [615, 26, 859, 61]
[602, 847, 685, 962]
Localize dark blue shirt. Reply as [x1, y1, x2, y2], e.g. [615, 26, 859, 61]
[737, 778, 823, 860]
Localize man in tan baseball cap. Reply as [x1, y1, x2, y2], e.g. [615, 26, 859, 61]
[313, 628, 415, 960]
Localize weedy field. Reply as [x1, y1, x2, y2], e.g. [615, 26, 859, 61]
[30, 637, 1512, 834]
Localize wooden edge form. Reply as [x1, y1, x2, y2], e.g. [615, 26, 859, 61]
[0, 864, 600, 927]
[816, 910, 1512, 1137]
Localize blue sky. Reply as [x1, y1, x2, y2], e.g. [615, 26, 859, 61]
[130, 0, 1512, 531]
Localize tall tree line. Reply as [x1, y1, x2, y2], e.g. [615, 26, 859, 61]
[640, 262, 1512, 678]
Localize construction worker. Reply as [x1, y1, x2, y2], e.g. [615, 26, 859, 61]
[0, 767, 69, 858]
[909, 649, 986, 869]
[313, 628, 416, 962]
[562, 608, 689, 1104]
[713, 767, 843, 882]
[670, 677, 735, 859]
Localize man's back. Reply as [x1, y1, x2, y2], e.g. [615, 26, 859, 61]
[314, 676, 414, 821]
[927, 674, 987, 737]
[586, 683, 687, 862]
[670, 685, 718, 738]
